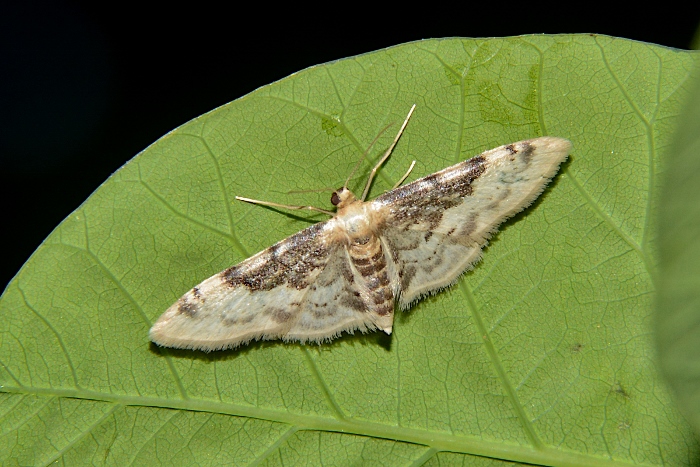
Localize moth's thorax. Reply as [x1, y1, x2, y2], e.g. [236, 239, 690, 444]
[335, 198, 374, 241]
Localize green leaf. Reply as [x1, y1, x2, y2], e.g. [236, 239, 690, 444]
[656, 61, 700, 433]
[1, 35, 699, 466]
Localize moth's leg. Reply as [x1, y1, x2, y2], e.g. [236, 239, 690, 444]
[361, 104, 416, 201]
[391, 160, 416, 190]
[235, 196, 335, 216]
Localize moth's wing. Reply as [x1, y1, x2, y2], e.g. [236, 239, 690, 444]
[371, 136, 571, 307]
[284, 248, 383, 342]
[149, 220, 376, 351]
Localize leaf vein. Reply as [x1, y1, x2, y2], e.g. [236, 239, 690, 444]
[248, 425, 298, 466]
[302, 348, 345, 420]
[15, 285, 80, 389]
[457, 280, 544, 450]
[54, 242, 189, 400]
[0, 384, 654, 467]
[565, 171, 656, 283]
[0, 394, 52, 432]
[595, 38, 658, 261]
[43, 402, 120, 465]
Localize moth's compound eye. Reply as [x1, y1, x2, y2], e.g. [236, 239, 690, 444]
[331, 191, 341, 206]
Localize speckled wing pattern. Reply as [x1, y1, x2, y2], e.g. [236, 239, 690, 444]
[150, 222, 379, 351]
[150, 136, 571, 351]
[373, 137, 571, 307]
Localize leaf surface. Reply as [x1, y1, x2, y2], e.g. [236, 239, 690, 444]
[2, 35, 699, 466]
[656, 58, 700, 435]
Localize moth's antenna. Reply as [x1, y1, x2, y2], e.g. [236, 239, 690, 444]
[391, 160, 416, 190]
[361, 104, 416, 201]
[343, 122, 396, 189]
[235, 196, 335, 216]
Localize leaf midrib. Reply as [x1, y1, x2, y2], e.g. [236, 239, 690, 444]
[0, 385, 643, 466]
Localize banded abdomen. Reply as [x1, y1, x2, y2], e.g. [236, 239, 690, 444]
[348, 234, 394, 326]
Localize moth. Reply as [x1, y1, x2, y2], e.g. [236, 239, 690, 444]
[150, 105, 571, 351]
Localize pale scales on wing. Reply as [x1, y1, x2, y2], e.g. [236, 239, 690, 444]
[149, 105, 572, 351]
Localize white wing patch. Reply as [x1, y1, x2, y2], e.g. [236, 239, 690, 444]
[150, 106, 571, 351]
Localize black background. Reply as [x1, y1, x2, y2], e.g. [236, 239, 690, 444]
[2, 2, 699, 291]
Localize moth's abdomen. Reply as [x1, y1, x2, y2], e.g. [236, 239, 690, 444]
[349, 235, 394, 333]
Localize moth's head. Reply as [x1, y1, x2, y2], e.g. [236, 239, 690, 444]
[331, 187, 357, 209]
